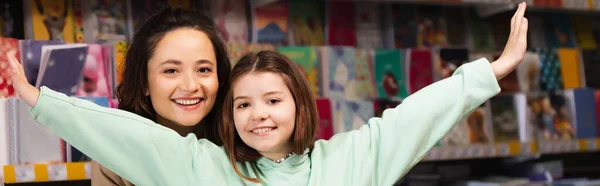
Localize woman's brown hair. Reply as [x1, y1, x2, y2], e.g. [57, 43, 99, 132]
[220, 51, 319, 183]
[115, 7, 231, 144]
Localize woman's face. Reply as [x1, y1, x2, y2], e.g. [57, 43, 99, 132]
[146, 28, 219, 129]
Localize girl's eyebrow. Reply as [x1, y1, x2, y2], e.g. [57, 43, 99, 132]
[263, 91, 283, 96]
[233, 91, 284, 102]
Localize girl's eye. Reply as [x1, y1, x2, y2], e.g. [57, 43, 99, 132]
[198, 67, 212, 73]
[268, 99, 280, 104]
[164, 69, 177, 74]
[238, 103, 249, 109]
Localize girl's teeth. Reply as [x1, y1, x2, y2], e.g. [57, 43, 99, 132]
[253, 128, 273, 134]
[175, 99, 200, 105]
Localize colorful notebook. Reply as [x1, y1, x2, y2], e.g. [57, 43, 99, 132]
[557, 48, 582, 89]
[288, 0, 324, 46]
[28, 0, 76, 42]
[36, 44, 89, 96]
[565, 88, 598, 139]
[19, 40, 65, 86]
[277, 46, 321, 98]
[407, 49, 433, 94]
[77, 44, 111, 97]
[316, 98, 333, 140]
[331, 99, 373, 133]
[320, 46, 357, 100]
[214, 0, 249, 44]
[326, 1, 356, 46]
[354, 49, 377, 99]
[537, 48, 564, 91]
[354, 2, 383, 49]
[252, 1, 288, 45]
[374, 49, 407, 99]
[0, 37, 20, 98]
[516, 52, 542, 93]
[490, 95, 521, 142]
[81, 0, 128, 43]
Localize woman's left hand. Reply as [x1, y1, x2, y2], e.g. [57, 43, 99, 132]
[491, 2, 529, 80]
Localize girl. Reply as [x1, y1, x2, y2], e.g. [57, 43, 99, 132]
[6, 3, 529, 185]
[87, 8, 232, 186]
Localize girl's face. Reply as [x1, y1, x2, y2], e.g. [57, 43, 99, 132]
[146, 28, 219, 129]
[232, 72, 296, 160]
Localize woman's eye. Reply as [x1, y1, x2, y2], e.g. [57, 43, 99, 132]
[198, 68, 212, 73]
[164, 69, 177, 74]
[268, 99, 280, 104]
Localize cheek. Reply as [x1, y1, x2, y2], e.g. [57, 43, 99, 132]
[202, 76, 220, 97]
[273, 102, 296, 128]
[233, 109, 248, 132]
[147, 76, 173, 98]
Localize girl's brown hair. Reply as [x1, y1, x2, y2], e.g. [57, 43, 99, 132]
[220, 51, 319, 183]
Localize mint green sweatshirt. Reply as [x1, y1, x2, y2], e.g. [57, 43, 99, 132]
[28, 58, 500, 185]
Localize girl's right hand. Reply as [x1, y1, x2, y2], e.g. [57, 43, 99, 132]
[6, 51, 40, 107]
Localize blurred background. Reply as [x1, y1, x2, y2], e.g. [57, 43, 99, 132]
[1, 0, 600, 185]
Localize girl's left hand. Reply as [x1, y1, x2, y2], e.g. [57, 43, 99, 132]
[491, 2, 529, 80]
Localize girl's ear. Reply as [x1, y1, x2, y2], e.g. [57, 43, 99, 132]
[145, 89, 150, 96]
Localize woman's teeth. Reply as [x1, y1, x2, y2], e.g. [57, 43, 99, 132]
[174, 99, 200, 105]
[252, 128, 274, 134]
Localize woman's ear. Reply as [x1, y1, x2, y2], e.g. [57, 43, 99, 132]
[145, 89, 150, 96]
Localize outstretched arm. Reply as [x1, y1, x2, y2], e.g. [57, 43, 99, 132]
[6, 52, 199, 185]
[312, 2, 529, 185]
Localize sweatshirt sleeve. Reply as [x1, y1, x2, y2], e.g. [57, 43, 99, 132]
[313, 58, 501, 185]
[29, 87, 200, 185]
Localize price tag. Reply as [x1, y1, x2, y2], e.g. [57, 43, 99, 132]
[452, 148, 462, 159]
[587, 139, 597, 151]
[13, 165, 35, 182]
[426, 148, 440, 160]
[47, 164, 67, 181]
[497, 143, 510, 156]
[85, 162, 92, 178]
[520, 143, 531, 154]
[467, 146, 477, 157]
[473, 145, 484, 157]
[571, 141, 580, 152]
[441, 148, 451, 160]
[485, 145, 495, 157]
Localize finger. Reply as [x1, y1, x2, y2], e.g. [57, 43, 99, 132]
[6, 52, 17, 71]
[7, 52, 22, 76]
[510, 3, 521, 34]
[518, 18, 529, 47]
[515, 2, 527, 39]
[508, 3, 523, 45]
[512, 3, 525, 43]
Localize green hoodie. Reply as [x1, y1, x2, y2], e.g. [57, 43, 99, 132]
[29, 58, 500, 185]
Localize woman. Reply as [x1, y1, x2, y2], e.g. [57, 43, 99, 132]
[89, 7, 231, 186]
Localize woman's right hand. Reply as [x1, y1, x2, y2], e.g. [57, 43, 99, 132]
[6, 51, 40, 107]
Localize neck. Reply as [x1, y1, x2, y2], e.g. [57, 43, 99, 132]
[156, 116, 194, 137]
[259, 143, 293, 162]
[261, 151, 293, 162]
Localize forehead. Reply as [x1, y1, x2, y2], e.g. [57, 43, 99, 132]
[233, 72, 289, 96]
[149, 28, 217, 65]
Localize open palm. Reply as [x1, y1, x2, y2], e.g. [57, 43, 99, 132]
[491, 2, 529, 80]
[6, 51, 39, 107]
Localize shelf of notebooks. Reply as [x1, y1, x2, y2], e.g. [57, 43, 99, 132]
[421, 138, 600, 161]
[1, 162, 90, 184]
